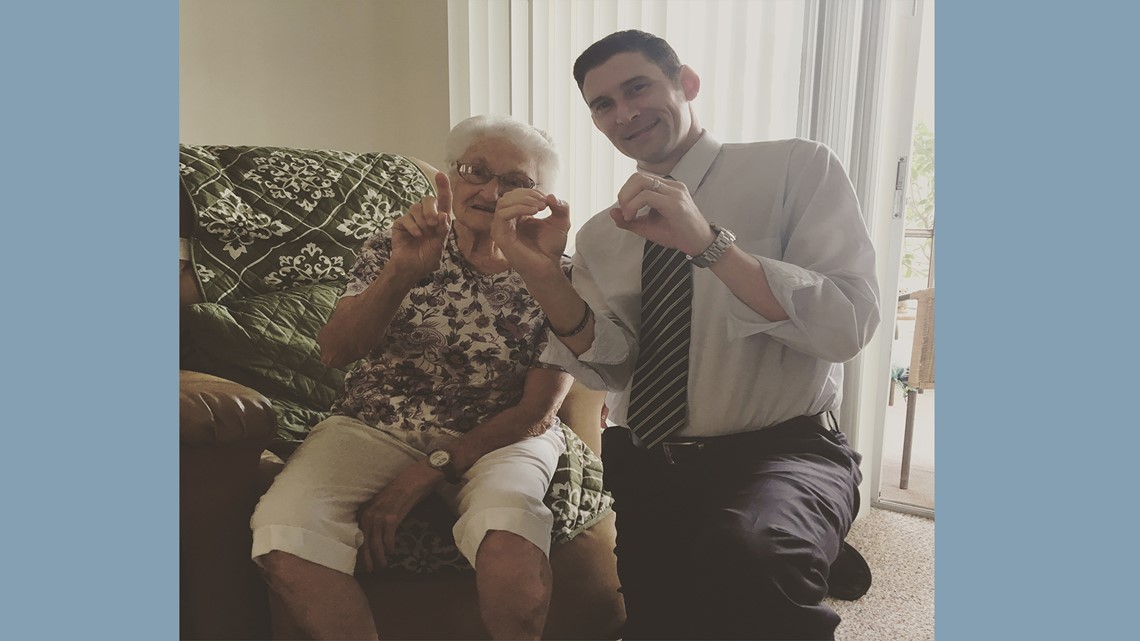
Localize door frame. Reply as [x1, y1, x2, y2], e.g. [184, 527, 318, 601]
[842, 0, 930, 519]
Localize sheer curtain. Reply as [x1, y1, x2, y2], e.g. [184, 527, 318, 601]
[448, 0, 822, 248]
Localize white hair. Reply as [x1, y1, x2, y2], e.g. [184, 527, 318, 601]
[443, 115, 560, 189]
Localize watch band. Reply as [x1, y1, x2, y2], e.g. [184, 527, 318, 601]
[688, 223, 737, 268]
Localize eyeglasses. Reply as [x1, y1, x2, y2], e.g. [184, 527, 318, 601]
[454, 162, 536, 192]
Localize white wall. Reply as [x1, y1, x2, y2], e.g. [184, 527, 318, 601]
[180, 0, 450, 169]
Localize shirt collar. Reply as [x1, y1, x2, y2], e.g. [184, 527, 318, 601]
[641, 130, 721, 196]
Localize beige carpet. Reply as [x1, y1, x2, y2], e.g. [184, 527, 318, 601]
[827, 508, 935, 641]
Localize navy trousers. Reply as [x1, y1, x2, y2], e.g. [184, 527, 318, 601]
[601, 417, 862, 640]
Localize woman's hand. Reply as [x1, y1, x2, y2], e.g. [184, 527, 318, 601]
[390, 172, 454, 280]
[357, 461, 445, 572]
[491, 188, 570, 278]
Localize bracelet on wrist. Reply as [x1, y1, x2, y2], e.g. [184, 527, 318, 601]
[548, 303, 593, 338]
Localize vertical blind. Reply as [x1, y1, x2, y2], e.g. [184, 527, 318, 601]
[448, 0, 837, 248]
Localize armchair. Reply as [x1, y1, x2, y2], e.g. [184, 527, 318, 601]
[178, 144, 624, 639]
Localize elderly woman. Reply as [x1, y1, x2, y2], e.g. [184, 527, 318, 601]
[251, 115, 575, 641]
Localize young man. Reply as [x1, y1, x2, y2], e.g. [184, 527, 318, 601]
[491, 30, 879, 640]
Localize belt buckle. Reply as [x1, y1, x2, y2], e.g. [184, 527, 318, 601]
[661, 440, 704, 465]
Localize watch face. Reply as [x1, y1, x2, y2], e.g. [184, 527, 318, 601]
[429, 450, 450, 467]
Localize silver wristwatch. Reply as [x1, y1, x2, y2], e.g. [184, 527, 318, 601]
[688, 223, 737, 268]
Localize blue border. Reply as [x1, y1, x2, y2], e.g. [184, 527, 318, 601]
[7, 1, 1140, 639]
[2, 2, 178, 638]
[941, 2, 1140, 639]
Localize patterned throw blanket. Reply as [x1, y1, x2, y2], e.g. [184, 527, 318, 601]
[180, 144, 430, 303]
[179, 144, 612, 576]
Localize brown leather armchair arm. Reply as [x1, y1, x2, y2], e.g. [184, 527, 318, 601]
[181, 371, 277, 447]
[180, 371, 277, 640]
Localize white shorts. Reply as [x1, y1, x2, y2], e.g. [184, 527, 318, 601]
[250, 414, 567, 576]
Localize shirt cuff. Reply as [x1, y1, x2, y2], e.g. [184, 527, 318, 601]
[725, 255, 822, 340]
[539, 312, 632, 389]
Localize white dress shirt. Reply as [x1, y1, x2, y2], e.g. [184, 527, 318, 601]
[541, 132, 880, 438]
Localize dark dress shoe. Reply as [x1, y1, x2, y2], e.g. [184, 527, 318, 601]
[827, 541, 872, 600]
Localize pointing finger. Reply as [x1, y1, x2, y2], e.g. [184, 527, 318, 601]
[422, 196, 442, 226]
[434, 172, 453, 215]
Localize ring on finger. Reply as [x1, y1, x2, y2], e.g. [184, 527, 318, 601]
[650, 178, 662, 192]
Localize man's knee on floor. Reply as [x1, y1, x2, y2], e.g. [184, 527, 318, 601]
[690, 519, 822, 580]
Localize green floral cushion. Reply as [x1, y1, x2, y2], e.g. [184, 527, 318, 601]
[546, 421, 612, 546]
[180, 145, 433, 304]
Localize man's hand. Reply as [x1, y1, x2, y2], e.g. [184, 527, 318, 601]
[390, 172, 453, 280]
[357, 461, 445, 572]
[491, 188, 570, 277]
[609, 173, 716, 256]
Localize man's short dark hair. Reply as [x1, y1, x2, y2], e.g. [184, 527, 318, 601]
[572, 30, 682, 92]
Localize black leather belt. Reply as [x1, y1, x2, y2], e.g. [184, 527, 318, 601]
[645, 413, 834, 466]
[654, 439, 707, 465]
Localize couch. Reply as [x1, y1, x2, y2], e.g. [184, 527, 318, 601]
[178, 144, 625, 640]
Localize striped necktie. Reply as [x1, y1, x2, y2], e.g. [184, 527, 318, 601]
[626, 219, 693, 448]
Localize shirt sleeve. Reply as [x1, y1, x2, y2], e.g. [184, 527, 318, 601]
[539, 250, 637, 391]
[726, 140, 881, 363]
[341, 231, 394, 298]
[527, 256, 572, 372]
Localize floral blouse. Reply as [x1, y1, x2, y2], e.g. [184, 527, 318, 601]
[331, 226, 571, 453]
